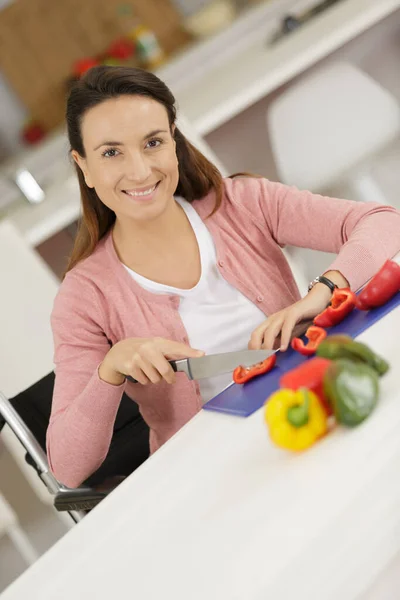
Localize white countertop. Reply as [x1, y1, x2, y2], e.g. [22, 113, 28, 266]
[2, 304, 400, 600]
[5, 173, 80, 248]
[175, 0, 400, 135]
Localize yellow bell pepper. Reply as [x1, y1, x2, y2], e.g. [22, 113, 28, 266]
[264, 388, 328, 451]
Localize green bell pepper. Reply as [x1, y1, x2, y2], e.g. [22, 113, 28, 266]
[323, 359, 379, 427]
[316, 337, 389, 376]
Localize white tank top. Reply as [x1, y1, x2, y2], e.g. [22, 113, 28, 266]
[124, 198, 266, 402]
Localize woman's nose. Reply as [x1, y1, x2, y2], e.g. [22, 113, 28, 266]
[125, 153, 152, 182]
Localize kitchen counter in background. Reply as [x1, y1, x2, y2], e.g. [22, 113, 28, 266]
[4, 175, 80, 249]
[1, 0, 400, 258]
[172, 0, 400, 135]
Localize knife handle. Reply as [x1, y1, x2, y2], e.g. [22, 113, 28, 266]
[126, 360, 179, 384]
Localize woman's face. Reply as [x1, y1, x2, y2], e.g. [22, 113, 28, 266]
[72, 95, 179, 224]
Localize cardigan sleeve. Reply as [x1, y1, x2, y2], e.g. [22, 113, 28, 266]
[230, 177, 400, 291]
[47, 272, 126, 488]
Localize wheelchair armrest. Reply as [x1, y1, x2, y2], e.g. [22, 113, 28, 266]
[0, 391, 49, 474]
[54, 487, 110, 511]
[0, 391, 82, 499]
[1, 390, 124, 514]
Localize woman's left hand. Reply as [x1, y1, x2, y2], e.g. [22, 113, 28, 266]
[248, 290, 332, 352]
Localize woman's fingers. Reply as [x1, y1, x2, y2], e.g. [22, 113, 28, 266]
[261, 316, 285, 349]
[129, 362, 151, 385]
[157, 339, 205, 360]
[249, 316, 285, 350]
[132, 354, 161, 384]
[279, 313, 299, 351]
[127, 339, 205, 386]
[248, 322, 268, 350]
[118, 337, 205, 386]
[249, 307, 304, 352]
[143, 348, 177, 384]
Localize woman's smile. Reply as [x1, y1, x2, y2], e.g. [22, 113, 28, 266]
[121, 180, 161, 202]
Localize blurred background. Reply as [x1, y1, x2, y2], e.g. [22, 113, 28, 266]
[1, 0, 400, 594]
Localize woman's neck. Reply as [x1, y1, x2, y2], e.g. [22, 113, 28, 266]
[112, 198, 191, 268]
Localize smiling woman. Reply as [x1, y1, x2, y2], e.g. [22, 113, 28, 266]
[66, 67, 223, 275]
[47, 65, 400, 488]
[72, 97, 179, 225]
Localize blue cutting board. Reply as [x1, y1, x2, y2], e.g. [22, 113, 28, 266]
[203, 291, 400, 417]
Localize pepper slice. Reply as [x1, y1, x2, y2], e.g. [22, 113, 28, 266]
[264, 388, 328, 451]
[323, 359, 379, 427]
[314, 287, 356, 327]
[291, 325, 327, 356]
[356, 260, 400, 310]
[233, 354, 277, 384]
[280, 356, 333, 416]
[316, 337, 389, 377]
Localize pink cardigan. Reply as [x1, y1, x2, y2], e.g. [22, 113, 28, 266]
[48, 177, 400, 487]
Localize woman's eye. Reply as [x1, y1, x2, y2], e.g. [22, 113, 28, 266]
[102, 148, 119, 158]
[146, 138, 162, 149]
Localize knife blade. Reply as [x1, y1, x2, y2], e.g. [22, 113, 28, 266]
[126, 348, 275, 383]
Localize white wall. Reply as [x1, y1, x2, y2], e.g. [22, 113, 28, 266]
[0, 72, 27, 159]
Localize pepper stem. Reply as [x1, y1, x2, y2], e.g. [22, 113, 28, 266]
[287, 389, 310, 427]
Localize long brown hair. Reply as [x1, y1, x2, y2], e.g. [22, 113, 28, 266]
[65, 66, 223, 273]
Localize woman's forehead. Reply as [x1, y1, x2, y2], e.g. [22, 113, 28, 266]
[81, 96, 169, 144]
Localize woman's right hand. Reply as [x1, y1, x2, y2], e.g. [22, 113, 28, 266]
[99, 337, 205, 386]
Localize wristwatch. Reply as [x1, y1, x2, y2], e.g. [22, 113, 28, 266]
[308, 275, 337, 293]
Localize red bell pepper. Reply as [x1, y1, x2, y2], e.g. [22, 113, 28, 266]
[107, 38, 135, 60]
[233, 354, 277, 384]
[313, 288, 356, 327]
[356, 260, 400, 310]
[280, 357, 333, 415]
[291, 325, 327, 356]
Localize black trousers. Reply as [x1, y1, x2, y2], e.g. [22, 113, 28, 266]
[1, 372, 150, 488]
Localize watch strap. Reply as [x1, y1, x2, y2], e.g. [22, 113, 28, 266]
[308, 275, 338, 293]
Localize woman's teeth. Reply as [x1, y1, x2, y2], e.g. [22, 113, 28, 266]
[124, 184, 157, 197]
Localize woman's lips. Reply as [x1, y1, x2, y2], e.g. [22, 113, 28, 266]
[122, 181, 160, 201]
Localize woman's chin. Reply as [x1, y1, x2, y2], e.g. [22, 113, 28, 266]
[121, 194, 172, 222]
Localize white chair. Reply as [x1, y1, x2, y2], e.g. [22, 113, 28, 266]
[0, 220, 145, 524]
[0, 492, 39, 565]
[0, 221, 92, 526]
[267, 61, 400, 285]
[267, 61, 400, 203]
[0, 220, 61, 507]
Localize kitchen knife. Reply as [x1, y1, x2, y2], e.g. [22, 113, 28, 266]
[126, 348, 275, 383]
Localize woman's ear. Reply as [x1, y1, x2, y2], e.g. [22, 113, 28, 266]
[71, 150, 94, 188]
[171, 124, 177, 150]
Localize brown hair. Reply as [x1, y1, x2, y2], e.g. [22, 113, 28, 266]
[65, 66, 223, 273]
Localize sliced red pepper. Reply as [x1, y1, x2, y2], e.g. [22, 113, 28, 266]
[280, 357, 333, 416]
[233, 354, 277, 384]
[356, 260, 400, 310]
[291, 325, 327, 356]
[313, 287, 356, 328]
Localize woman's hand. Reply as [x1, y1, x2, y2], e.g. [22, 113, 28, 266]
[99, 337, 204, 386]
[249, 287, 333, 352]
[249, 270, 349, 351]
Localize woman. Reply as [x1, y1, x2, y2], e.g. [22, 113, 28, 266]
[48, 66, 400, 488]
